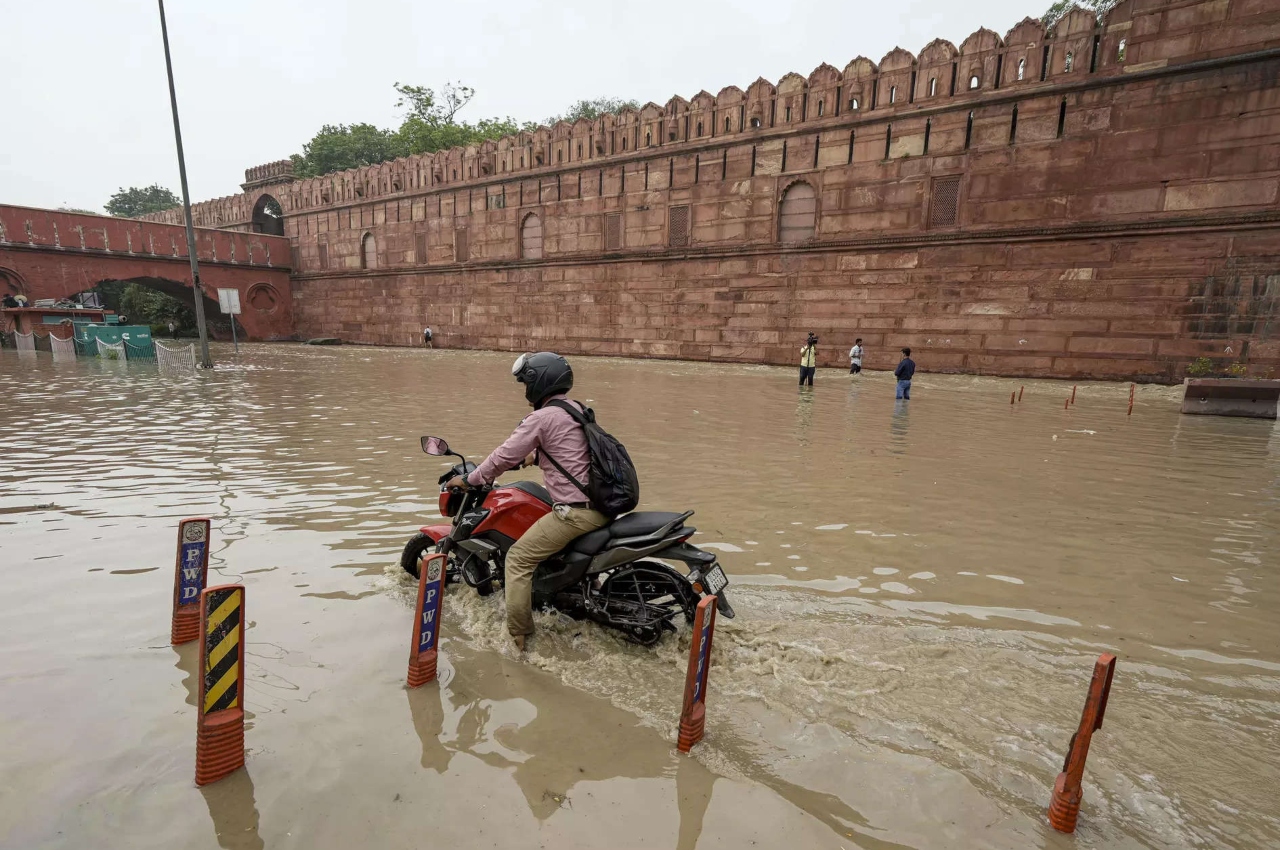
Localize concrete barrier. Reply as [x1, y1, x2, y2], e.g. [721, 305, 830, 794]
[196, 584, 247, 786]
[407, 553, 447, 688]
[1048, 653, 1117, 833]
[1181, 378, 1280, 419]
[678, 595, 718, 753]
[170, 518, 211, 645]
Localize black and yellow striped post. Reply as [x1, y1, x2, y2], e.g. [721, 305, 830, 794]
[196, 584, 246, 786]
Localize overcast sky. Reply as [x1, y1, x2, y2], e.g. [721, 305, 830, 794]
[1, 0, 1035, 213]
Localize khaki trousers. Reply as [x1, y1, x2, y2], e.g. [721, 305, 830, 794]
[504, 506, 608, 636]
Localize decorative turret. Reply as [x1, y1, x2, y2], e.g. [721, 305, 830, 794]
[241, 160, 296, 192]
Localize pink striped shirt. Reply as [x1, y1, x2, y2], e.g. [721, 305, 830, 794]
[466, 395, 591, 504]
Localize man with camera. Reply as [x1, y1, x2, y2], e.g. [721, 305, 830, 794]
[799, 332, 818, 387]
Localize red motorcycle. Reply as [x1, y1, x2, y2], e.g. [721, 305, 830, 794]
[400, 436, 734, 645]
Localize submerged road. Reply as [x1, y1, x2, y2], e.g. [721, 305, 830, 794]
[1, 344, 1276, 849]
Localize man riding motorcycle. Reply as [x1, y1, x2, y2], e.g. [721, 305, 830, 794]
[445, 352, 608, 651]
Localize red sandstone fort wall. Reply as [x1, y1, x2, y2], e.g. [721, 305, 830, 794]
[161, 0, 1280, 378]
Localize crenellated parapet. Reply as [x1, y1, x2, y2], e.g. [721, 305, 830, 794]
[145, 0, 1280, 229]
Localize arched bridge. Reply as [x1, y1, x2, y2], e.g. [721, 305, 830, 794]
[0, 205, 293, 340]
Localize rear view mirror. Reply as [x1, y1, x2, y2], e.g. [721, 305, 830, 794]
[421, 436, 450, 456]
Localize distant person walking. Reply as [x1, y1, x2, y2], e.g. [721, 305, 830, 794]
[799, 332, 818, 387]
[423, 326, 433, 348]
[849, 338, 864, 375]
[168, 321, 177, 340]
[894, 348, 916, 400]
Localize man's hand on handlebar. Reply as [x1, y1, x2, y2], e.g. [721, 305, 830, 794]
[445, 475, 470, 490]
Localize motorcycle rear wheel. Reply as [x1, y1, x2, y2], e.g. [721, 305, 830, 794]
[596, 560, 700, 646]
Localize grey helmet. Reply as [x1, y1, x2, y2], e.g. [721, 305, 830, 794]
[512, 352, 574, 408]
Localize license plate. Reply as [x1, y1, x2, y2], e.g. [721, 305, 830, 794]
[703, 565, 729, 595]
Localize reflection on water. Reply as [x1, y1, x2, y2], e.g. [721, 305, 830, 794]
[1, 345, 1278, 849]
[200, 769, 264, 850]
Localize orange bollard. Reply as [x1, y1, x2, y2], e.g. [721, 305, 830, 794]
[1064, 397, 1070, 409]
[1071, 385, 1077, 405]
[1011, 391, 1016, 405]
[1018, 386, 1024, 402]
[677, 595, 719, 753]
[196, 584, 247, 786]
[407, 553, 447, 688]
[1048, 653, 1117, 833]
[171, 518, 211, 645]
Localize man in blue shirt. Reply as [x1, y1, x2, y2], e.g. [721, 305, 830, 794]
[894, 347, 916, 399]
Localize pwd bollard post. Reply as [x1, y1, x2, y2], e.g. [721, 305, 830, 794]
[407, 553, 447, 688]
[1018, 386, 1024, 402]
[196, 584, 247, 786]
[1071, 385, 1077, 405]
[1048, 653, 1117, 833]
[678, 595, 719, 753]
[171, 518, 211, 645]
[1010, 391, 1016, 406]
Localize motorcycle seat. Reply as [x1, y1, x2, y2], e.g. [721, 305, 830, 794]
[503, 480, 553, 504]
[563, 511, 690, 557]
[607, 511, 687, 538]
[566, 526, 612, 555]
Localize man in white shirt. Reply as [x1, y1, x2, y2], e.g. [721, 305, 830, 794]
[849, 338, 864, 375]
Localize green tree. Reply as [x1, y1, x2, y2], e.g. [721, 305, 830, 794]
[104, 184, 181, 218]
[289, 84, 640, 178]
[290, 123, 408, 179]
[546, 97, 641, 125]
[1042, 0, 1117, 27]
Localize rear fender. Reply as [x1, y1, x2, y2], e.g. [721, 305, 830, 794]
[651, 541, 717, 566]
[418, 524, 453, 542]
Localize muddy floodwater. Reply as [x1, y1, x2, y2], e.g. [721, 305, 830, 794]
[1, 344, 1277, 850]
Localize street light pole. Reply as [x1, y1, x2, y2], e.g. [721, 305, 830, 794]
[157, 0, 212, 369]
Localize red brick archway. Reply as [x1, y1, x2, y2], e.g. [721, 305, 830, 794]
[0, 205, 293, 340]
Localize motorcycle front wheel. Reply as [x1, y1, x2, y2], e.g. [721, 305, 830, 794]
[399, 534, 467, 589]
[399, 533, 435, 579]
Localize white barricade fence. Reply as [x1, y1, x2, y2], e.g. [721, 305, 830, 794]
[16, 332, 36, 353]
[97, 339, 127, 360]
[51, 335, 76, 359]
[156, 341, 197, 373]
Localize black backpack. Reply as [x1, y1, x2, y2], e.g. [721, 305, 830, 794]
[542, 400, 640, 518]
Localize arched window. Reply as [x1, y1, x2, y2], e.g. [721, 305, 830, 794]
[849, 97, 859, 110]
[251, 194, 284, 236]
[785, 106, 792, 122]
[778, 182, 816, 242]
[646, 131, 652, 146]
[969, 75, 980, 89]
[1017, 58, 1026, 80]
[697, 121, 703, 137]
[817, 100, 824, 116]
[622, 136, 627, 150]
[1065, 52, 1074, 72]
[520, 213, 543, 260]
[725, 116, 731, 132]
[577, 142, 583, 158]
[929, 77, 937, 97]
[360, 232, 377, 270]
[889, 86, 898, 104]
[557, 149, 563, 163]
[1118, 38, 1127, 61]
